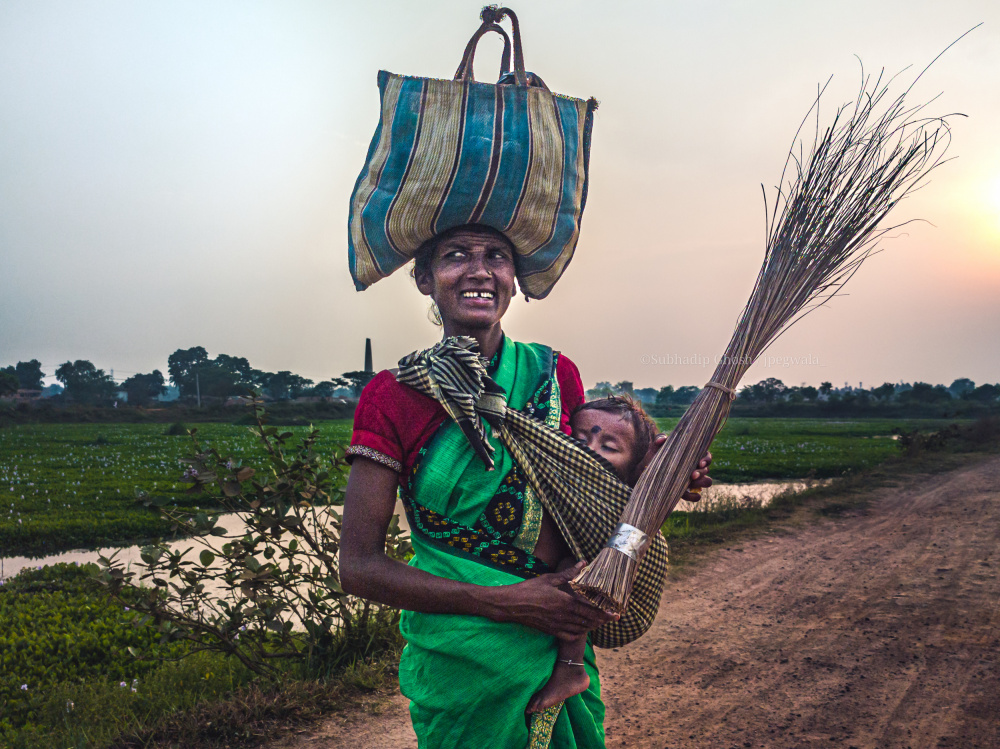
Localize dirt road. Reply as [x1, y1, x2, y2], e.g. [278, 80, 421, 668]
[276, 455, 1000, 748]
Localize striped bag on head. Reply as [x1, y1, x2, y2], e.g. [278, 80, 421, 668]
[348, 7, 597, 300]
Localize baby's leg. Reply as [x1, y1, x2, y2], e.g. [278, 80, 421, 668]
[527, 559, 591, 712]
[527, 634, 590, 713]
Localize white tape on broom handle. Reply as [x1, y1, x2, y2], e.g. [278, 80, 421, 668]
[606, 523, 649, 562]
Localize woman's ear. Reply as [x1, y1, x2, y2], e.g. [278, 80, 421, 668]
[414, 269, 434, 297]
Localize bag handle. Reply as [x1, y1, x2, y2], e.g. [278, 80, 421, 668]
[455, 6, 529, 87]
[454, 22, 512, 83]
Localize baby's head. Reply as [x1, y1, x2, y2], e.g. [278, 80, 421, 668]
[569, 396, 659, 487]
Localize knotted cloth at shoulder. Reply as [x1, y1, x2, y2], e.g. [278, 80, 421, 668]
[397, 336, 507, 470]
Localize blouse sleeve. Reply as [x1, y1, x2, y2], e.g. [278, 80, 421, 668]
[555, 353, 586, 435]
[346, 371, 405, 474]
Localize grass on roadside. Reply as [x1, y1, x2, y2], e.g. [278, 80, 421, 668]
[1, 564, 403, 749]
[661, 416, 1000, 569]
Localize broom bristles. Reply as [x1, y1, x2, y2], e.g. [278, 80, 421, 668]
[571, 64, 957, 614]
[570, 547, 637, 615]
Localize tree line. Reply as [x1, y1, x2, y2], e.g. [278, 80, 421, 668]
[5, 354, 998, 410]
[0, 348, 376, 407]
[588, 377, 1000, 408]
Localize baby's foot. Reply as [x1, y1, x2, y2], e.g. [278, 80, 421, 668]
[527, 663, 590, 713]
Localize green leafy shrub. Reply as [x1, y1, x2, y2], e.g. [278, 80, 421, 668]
[0, 563, 190, 738]
[97, 399, 408, 679]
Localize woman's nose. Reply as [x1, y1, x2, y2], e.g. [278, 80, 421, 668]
[463, 253, 492, 278]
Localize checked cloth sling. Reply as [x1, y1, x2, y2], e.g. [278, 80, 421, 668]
[397, 336, 668, 648]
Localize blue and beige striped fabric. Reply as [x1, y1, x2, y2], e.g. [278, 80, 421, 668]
[348, 70, 597, 300]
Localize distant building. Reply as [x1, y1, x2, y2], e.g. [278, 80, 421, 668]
[41, 384, 64, 398]
[157, 385, 180, 403]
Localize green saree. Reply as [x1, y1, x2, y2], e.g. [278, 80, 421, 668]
[397, 336, 606, 749]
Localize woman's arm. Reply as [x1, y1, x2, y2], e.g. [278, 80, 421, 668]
[339, 457, 617, 640]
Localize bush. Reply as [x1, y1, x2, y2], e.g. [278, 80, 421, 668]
[98, 398, 409, 679]
[0, 563, 190, 738]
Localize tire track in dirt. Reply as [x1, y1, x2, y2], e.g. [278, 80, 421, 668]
[274, 455, 1000, 749]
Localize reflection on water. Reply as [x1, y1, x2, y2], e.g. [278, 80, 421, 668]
[3, 479, 825, 581]
[1, 500, 411, 582]
[674, 478, 830, 513]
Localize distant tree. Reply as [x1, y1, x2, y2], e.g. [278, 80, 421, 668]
[340, 371, 375, 398]
[633, 387, 658, 405]
[818, 381, 833, 397]
[968, 384, 1000, 403]
[121, 370, 166, 406]
[741, 378, 787, 403]
[800, 385, 818, 401]
[785, 387, 805, 403]
[0, 371, 19, 396]
[213, 354, 257, 386]
[899, 382, 951, 404]
[654, 385, 675, 406]
[167, 347, 210, 396]
[197, 365, 244, 399]
[672, 386, 701, 405]
[585, 381, 614, 401]
[309, 381, 338, 398]
[1, 360, 45, 390]
[55, 360, 117, 405]
[267, 371, 314, 400]
[871, 382, 896, 401]
[613, 381, 634, 395]
[949, 378, 976, 399]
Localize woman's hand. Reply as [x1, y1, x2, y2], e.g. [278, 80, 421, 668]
[682, 448, 713, 502]
[342, 458, 616, 633]
[495, 561, 618, 640]
[638, 435, 713, 502]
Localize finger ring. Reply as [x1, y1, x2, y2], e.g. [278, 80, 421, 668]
[688, 487, 703, 495]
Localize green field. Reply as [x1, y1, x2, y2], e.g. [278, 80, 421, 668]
[653, 417, 954, 482]
[0, 418, 956, 557]
[0, 422, 353, 557]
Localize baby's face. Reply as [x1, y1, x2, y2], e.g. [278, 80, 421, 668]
[570, 409, 636, 483]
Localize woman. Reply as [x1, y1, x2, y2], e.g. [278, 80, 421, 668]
[341, 224, 710, 748]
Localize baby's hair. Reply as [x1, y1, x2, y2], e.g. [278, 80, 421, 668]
[573, 395, 659, 484]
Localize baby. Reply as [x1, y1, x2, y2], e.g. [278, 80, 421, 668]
[527, 395, 708, 713]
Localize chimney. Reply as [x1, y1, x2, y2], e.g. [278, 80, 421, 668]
[364, 338, 373, 374]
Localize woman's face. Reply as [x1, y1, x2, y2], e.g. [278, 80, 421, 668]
[416, 229, 517, 334]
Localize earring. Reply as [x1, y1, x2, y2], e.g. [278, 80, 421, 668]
[428, 300, 443, 326]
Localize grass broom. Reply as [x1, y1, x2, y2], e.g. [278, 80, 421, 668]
[571, 63, 961, 614]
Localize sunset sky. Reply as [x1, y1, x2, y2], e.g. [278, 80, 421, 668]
[2, 0, 998, 392]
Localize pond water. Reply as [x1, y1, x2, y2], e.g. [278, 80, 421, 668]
[0, 500, 411, 582]
[673, 477, 831, 513]
[1, 480, 824, 581]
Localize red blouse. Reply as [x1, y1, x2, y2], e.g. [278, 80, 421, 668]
[347, 353, 585, 479]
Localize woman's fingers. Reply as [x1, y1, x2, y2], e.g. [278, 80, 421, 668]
[552, 560, 586, 584]
[508, 566, 618, 636]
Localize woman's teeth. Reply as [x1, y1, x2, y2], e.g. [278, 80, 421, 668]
[462, 291, 494, 299]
